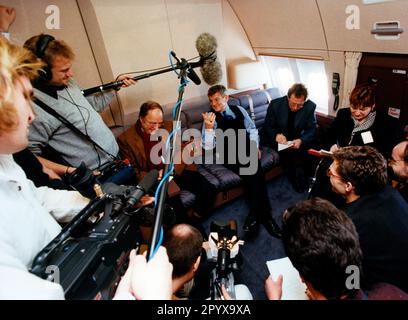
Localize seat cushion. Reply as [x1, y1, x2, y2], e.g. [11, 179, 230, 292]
[197, 165, 221, 189]
[179, 190, 196, 208]
[260, 146, 280, 171]
[199, 164, 242, 190]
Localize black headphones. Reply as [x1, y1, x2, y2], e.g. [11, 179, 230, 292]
[35, 34, 55, 81]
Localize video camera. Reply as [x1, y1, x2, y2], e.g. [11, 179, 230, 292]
[207, 220, 242, 300]
[29, 171, 171, 300]
[64, 160, 134, 199]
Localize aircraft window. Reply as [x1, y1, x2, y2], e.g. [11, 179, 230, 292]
[260, 56, 329, 114]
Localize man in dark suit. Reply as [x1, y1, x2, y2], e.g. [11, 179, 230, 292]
[263, 83, 317, 192]
[329, 146, 408, 293]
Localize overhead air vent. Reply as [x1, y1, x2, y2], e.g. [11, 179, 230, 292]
[371, 21, 404, 40]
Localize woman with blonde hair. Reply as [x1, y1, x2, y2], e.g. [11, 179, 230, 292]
[0, 38, 89, 298]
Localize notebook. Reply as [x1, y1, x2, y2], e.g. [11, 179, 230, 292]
[278, 141, 294, 152]
[266, 257, 309, 300]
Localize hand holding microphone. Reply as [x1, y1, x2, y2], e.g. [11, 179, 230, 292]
[115, 74, 137, 89]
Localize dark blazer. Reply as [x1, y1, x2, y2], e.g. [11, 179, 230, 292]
[345, 186, 408, 293]
[327, 108, 402, 158]
[263, 96, 317, 149]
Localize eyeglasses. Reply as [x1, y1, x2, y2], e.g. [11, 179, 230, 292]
[143, 119, 164, 127]
[326, 167, 342, 179]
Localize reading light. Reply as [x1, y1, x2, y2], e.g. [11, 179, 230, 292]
[228, 59, 267, 90]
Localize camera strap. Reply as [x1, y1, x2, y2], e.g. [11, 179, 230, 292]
[34, 98, 117, 162]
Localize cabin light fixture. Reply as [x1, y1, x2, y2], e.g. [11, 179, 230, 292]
[362, 0, 397, 4]
[371, 21, 404, 40]
[228, 59, 267, 90]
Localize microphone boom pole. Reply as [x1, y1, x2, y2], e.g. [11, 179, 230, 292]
[147, 55, 189, 261]
[81, 65, 177, 96]
[82, 33, 222, 96]
[81, 59, 205, 96]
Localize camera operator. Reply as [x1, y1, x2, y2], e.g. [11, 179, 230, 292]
[0, 39, 172, 300]
[163, 224, 252, 300]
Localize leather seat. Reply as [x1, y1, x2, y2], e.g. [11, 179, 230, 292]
[162, 88, 282, 214]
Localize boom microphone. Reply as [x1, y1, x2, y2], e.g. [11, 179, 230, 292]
[194, 32, 222, 85]
[126, 169, 159, 207]
[196, 32, 218, 59]
[82, 33, 222, 96]
[201, 59, 222, 86]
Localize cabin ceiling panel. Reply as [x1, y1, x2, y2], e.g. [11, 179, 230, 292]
[228, 0, 327, 51]
[317, 0, 408, 54]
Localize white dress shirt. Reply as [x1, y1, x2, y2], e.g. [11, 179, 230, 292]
[0, 154, 88, 299]
[201, 105, 259, 150]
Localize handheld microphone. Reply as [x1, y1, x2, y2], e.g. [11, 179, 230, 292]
[126, 169, 159, 207]
[308, 148, 333, 158]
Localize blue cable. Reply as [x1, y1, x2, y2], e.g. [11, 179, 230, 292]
[150, 161, 172, 258]
[179, 79, 188, 91]
[154, 163, 174, 208]
[172, 100, 182, 120]
[171, 79, 187, 135]
[166, 129, 177, 151]
[168, 51, 180, 76]
[150, 61, 189, 259]
[150, 153, 173, 258]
